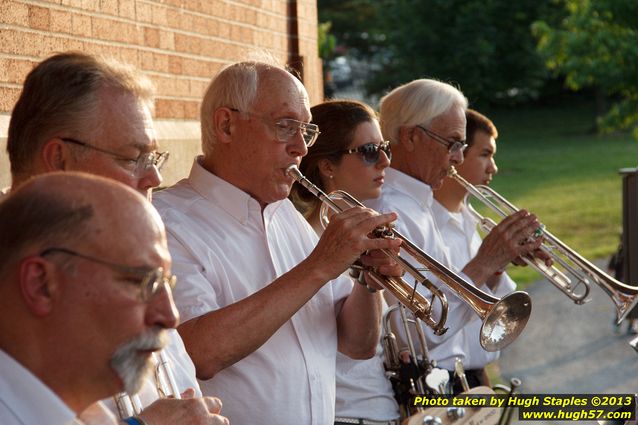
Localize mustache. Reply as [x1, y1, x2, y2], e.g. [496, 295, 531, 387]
[110, 327, 169, 395]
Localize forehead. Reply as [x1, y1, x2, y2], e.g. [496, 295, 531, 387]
[429, 106, 466, 136]
[96, 88, 157, 151]
[469, 130, 496, 152]
[351, 120, 383, 147]
[253, 69, 310, 119]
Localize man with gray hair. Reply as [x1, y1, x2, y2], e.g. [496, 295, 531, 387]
[368, 79, 545, 393]
[0, 172, 178, 425]
[153, 59, 402, 424]
[6, 51, 227, 424]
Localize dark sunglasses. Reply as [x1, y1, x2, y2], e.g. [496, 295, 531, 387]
[342, 141, 392, 165]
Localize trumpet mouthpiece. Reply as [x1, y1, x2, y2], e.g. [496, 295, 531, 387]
[286, 164, 302, 181]
[447, 166, 458, 177]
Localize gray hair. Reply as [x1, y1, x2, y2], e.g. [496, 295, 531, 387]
[200, 55, 285, 157]
[379, 79, 468, 144]
[7, 52, 155, 181]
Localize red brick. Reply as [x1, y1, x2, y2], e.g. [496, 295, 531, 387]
[118, 0, 136, 19]
[28, 5, 51, 31]
[168, 55, 183, 75]
[4, 59, 36, 85]
[0, 87, 22, 114]
[151, 4, 168, 26]
[50, 9, 73, 34]
[144, 27, 160, 48]
[136, 2, 152, 23]
[159, 30, 174, 50]
[0, 1, 29, 26]
[72, 13, 92, 37]
[183, 100, 199, 119]
[99, 0, 118, 16]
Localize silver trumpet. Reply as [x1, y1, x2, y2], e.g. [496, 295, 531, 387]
[448, 166, 638, 323]
[114, 350, 181, 418]
[287, 165, 531, 351]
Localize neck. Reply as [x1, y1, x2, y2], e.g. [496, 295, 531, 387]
[433, 177, 467, 213]
[390, 147, 421, 184]
[201, 154, 270, 211]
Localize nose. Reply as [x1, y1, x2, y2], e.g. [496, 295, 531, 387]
[489, 158, 498, 175]
[138, 165, 163, 194]
[145, 282, 180, 330]
[287, 130, 308, 158]
[450, 147, 464, 165]
[377, 148, 391, 169]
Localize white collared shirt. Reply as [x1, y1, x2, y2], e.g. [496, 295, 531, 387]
[366, 168, 494, 370]
[430, 198, 516, 368]
[153, 157, 353, 425]
[0, 349, 77, 425]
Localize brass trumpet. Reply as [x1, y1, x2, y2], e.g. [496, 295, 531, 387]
[448, 167, 638, 323]
[287, 165, 531, 351]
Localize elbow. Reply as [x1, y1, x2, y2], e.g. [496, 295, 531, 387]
[177, 320, 223, 381]
[338, 343, 377, 360]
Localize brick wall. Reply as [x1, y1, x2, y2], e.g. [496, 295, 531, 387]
[0, 0, 322, 188]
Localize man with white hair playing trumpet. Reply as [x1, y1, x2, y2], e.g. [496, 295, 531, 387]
[369, 79, 548, 393]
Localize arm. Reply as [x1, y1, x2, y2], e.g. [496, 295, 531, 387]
[177, 207, 400, 379]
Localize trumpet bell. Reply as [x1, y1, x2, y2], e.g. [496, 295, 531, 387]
[480, 291, 532, 352]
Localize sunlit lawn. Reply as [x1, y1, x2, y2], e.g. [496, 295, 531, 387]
[474, 100, 638, 286]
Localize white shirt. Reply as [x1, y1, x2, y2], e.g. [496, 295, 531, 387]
[335, 298, 399, 421]
[430, 198, 516, 368]
[366, 168, 493, 370]
[0, 349, 77, 425]
[153, 157, 353, 425]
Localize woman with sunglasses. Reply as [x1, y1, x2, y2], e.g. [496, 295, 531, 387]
[290, 99, 399, 425]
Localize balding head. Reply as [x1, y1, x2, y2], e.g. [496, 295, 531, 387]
[0, 172, 163, 277]
[0, 172, 177, 412]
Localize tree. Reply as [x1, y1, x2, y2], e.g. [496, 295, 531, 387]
[533, 0, 638, 137]
[318, 0, 561, 106]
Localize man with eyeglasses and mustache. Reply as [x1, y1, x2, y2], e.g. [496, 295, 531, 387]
[0, 172, 179, 425]
[153, 59, 402, 424]
[368, 79, 548, 394]
[5, 52, 227, 424]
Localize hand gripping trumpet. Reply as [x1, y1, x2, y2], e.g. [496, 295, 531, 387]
[287, 165, 532, 351]
[448, 166, 638, 323]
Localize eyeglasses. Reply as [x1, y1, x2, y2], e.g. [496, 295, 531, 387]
[230, 108, 321, 147]
[416, 125, 467, 154]
[342, 141, 392, 165]
[40, 247, 177, 302]
[60, 138, 169, 177]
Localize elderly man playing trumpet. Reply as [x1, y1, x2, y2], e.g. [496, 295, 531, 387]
[153, 59, 402, 424]
[0, 173, 179, 425]
[369, 79, 546, 393]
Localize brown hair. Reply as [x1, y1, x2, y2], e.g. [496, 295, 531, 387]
[465, 109, 498, 149]
[7, 52, 155, 182]
[290, 99, 377, 217]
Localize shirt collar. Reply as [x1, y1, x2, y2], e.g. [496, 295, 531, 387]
[187, 156, 283, 225]
[385, 167, 434, 209]
[0, 349, 76, 425]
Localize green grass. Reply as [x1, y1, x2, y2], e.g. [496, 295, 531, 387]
[474, 101, 638, 286]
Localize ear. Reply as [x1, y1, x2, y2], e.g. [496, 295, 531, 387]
[399, 126, 418, 153]
[41, 139, 68, 172]
[18, 257, 57, 317]
[317, 158, 336, 180]
[213, 108, 234, 145]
